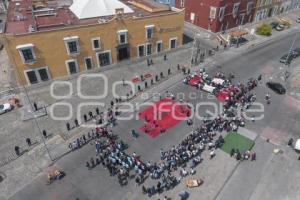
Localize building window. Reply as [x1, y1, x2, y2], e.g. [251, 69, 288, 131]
[117, 30, 128, 45]
[91, 37, 101, 51]
[97, 51, 111, 67]
[210, 7, 217, 19]
[190, 12, 195, 21]
[232, 3, 240, 18]
[247, 2, 253, 15]
[66, 59, 78, 74]
[156, 41, 163, 53]
[180, 0, 185, 7]
[84, 57, 93, 70]
[146, 43, 152, 55]
[16, 44, 36, 64]
[137, 45, 145, 57]
[219, 7, 225, 21]
[25, 67, 50, 85]
[145, 25, 154, 39]
[169, 38, 177, 49]
[64, 36, 79, 56]
[38, 68, 50, 81]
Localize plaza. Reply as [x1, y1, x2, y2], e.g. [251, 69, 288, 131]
[0, 6, 300, 200]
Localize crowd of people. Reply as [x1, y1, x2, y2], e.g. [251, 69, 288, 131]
[66, 71, 261, 199]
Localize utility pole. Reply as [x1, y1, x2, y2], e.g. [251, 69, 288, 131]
[283, 31, 299, 83]
[190, 34, 203, 67]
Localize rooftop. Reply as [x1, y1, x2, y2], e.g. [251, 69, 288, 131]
[5, 0, 176, 35]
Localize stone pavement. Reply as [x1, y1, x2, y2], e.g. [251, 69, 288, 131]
[238, 127, 258, 141]
[215, 137, 275, 200]
[0, 49, 15, 92]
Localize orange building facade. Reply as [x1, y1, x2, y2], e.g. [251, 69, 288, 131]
[3, 0, 184, 85]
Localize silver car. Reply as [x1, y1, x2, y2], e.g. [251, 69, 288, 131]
[0, 103, 13, 114]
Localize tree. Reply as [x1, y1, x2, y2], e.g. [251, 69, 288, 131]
[256, 24, 272, 36]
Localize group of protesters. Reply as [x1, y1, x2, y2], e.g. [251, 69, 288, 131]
[67, 71, 261, 199]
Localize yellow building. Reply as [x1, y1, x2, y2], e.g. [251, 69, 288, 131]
[3, 0, 184, 85]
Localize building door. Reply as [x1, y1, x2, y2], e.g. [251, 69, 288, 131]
[85, 57, 93, 70]
[68, 61, 77, 74]
[37, 68, 49, 81]
[25, 67, 50, 84]
[98, 52, 111, 66]
[138, 45, 145, 57]
[26, 71, 38, 84]
[118, 47, 129, 61]
[170, 39, 177, 49]
[157, 42, 162, 53]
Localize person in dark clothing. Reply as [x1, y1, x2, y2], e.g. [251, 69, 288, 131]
[66, 122, 70, 131]
[33, 102, 38, 111]
[26, 138, 31, 146]
[164, 54, 167, 60]
[236, 152, 241, 160]
[74, 119, 79, 127]
[83, 114, 88, 122]
[82, 134, 87, 143]
[42, 130, 47, 138]
[157, 181, 161, 193]
[230, 148, 235, 157]
[15, 146, 20, 156]
[95, 107, 100, 115]
[88, 111, 93, 119]
[160, 72, 163, 78]
[90, 157, 95, 167]
[142, 185, 147, 194]
[86, 161, 90, 169]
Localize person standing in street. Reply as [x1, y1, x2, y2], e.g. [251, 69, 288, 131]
[66, 122, 70, 131]
[15, 146, 20, 156]
[42, 130, 47, 139]
[33, 102, 38, 111]
[74, 119, 79, 127]
[26, 138, 31, 146]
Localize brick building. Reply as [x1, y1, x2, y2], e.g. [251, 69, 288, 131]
[176, 0, 256, 32]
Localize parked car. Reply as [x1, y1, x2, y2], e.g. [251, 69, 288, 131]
[0, 103, 13, 114]
[275, 24, 284, 31]
[270, 22, 284, 31]
[293, 48, 300, 54]
[230, 37, 248, 46]
[270, 22, 279, 29]
[266, 82, 286, 94]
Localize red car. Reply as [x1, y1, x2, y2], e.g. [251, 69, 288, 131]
[188, 75, 203, 86]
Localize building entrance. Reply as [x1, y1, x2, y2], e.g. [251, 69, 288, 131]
[118, 46, 129, 61]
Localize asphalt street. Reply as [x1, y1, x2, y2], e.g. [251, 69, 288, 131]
[6, 28, 300, 200]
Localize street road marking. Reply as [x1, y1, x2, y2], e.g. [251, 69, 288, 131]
[261, 127, 286, 146]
